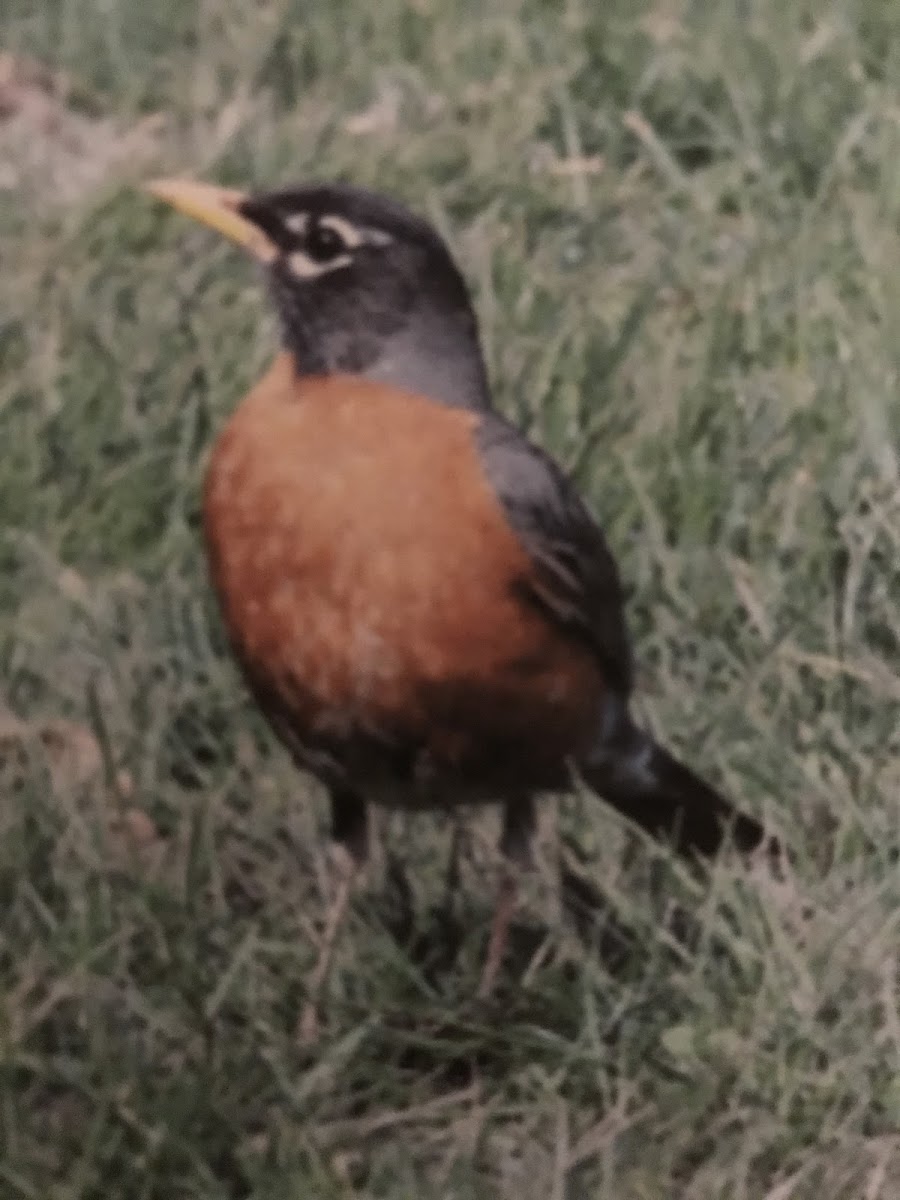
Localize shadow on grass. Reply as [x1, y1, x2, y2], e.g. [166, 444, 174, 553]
[327, 846, 647, 1092]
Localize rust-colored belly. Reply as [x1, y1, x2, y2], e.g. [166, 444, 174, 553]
[202, 357, 604, 801]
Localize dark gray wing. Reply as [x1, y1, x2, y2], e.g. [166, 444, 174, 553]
[474, 413, 634, 696]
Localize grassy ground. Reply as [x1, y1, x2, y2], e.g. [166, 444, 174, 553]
[1, 0, 899, 1195]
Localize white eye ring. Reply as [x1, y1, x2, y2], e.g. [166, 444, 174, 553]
[285, 250, 353, 279]
[317, 214, 365, 248]
[282, 209, 394, 254]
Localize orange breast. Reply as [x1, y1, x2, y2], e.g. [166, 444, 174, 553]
[202, 354, 605, 795]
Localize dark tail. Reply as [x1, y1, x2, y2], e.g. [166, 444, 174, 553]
[581, 714, 767, 857]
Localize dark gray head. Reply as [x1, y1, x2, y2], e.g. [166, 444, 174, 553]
[147, 178, 492, 410]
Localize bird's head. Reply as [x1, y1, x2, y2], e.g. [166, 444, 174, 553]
[145, 179, 491, 409]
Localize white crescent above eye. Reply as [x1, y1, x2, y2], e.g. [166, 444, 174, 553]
[317, 214, 394, 249]
[284, 210, 394, 248]
[317, 214, 366, 248]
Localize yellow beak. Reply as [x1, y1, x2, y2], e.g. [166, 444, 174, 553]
[143, 178, 277, 262]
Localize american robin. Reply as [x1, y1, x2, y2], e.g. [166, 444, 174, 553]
[145, 178, 769, 1039]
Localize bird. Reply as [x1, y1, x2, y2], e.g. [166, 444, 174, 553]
[144, 177, 769, 1039]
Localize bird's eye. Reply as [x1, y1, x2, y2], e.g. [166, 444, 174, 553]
[305, 219, 348, 262]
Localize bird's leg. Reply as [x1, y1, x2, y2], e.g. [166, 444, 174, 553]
[441, 813, 467, 916]
[477, 871, 519, 1000]
[477, 795, 536, 999]
[299, 787, 367, 1044]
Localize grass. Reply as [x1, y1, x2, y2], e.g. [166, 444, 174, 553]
[1, 0, 899, 1194]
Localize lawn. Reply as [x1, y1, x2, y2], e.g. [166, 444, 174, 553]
[1, 0, 898, 1196]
